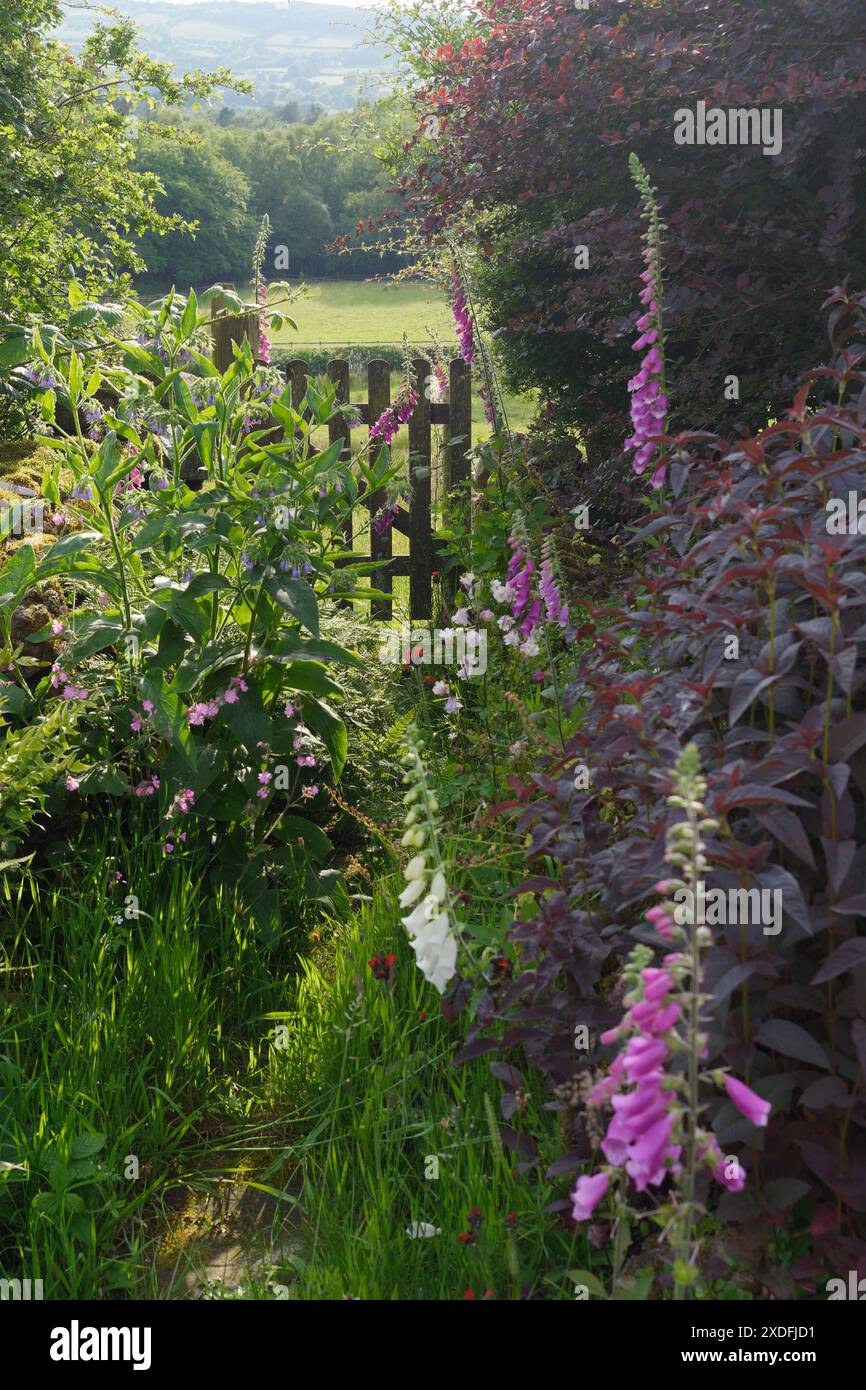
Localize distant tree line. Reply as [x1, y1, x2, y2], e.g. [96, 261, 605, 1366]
[135, 106, 408, 286]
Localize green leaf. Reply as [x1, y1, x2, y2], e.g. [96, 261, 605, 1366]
[67, 349, 84, 403]
[180, 289, 198, 340]
[190, 421, 217, 471]
[0, 328, 30, 367]
[122, 343, 165, 380]
[78, 764, 127, 795]
[220, 687, 273, 752]
[267, 633, 364, 670]
[170, 642, 244, 694]
[150, 619, 188, 672]
[565, 1269, 607, 1299]
[66, 614, 126, 663]
[0, 544, 36, 606]
[273, 816, 332, 863]
[280, 662, 343, 699]
[172, 372, 199, 424]
[152, 586, 209, 644]
[262, 575, 319, 636]
[185, 572, 233, 599]
[300, 696, 347, 779]
[0, 681, 28, 715]
[141, 677, 193, 762]
[92, 431, 122, 491]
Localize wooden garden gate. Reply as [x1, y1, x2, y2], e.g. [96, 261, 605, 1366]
[212, 310, 472, 621]
[287, 356, 471, 621]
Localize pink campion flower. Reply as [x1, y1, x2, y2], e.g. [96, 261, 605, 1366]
[256, 787, 268, 799]
[301, 783, 319, 799]
[571, 1171, 609, 1222]
[142, 700, 154, 713]
[51, 619, 65, 636]
[131, 716, 142, 732]
[284, 702, 296, 718]
[187, 704, 208, 726]
[222, 688, 239, 704]
[296, 754, 316, 768]
[65, 776, 80, 791]
[163, 842, 174, 854]
[258, 771, 272, 784]
[724, 1075, 771, 1128]
[231, 676, 249, 694]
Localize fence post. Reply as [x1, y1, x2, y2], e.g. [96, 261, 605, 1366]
[287, 359, 308, 412]
[327, 359, 352, 552]
[366, 359, 393, 621]
[448, 358, 472, 495]
[211, 299, 261, 373]
[408, 358, 433, 620]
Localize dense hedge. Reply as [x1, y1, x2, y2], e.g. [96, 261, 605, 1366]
[397, 0, 866, 468]
[468, 286, 866, 1291]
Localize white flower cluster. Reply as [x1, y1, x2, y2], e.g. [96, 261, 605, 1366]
[398, 726, 459, 993]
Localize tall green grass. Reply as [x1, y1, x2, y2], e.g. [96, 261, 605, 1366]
[0, 835, 297, 1298]
[260, 885, 586, 1301]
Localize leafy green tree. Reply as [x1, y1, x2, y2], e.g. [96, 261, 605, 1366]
[0, 0, 242, 322]
[134, 129, 254, 286]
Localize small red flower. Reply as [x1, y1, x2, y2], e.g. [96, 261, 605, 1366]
[463, 1287, 475, 1300]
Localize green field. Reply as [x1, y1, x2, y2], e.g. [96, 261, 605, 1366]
[255, 278, 536, 437]
[259, 278, 459, 349]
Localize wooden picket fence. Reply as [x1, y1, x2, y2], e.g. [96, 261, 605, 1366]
[211, 309, 472, 620]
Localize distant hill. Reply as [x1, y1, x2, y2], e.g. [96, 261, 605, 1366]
[54, 0, 395, 111]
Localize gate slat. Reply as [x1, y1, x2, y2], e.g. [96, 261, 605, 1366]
[408, 358, 433, 620]
[366, 359, 393, 621]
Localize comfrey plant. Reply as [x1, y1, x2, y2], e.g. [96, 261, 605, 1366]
[0, 284, 411, 936]
[571, 745, 769, 1297]
[398, 722, 460, 993]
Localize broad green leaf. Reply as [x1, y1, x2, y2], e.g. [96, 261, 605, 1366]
[220, 687, 273, 752]
[0, 544, 36, 605]
[273, 816, 331, 863]
[121, 343, 165, 380]
[300, 696, 347, 779]
[280, 662, 343, 699]
[262, 575, 319, 636]
[268, 633, 364, 670]
[180, 289, 198, 340]
[152, 588, 209, 644]
[170, 642, 245, 694]
[66, 614, 126, 663]
[0, 329, 30, 367]
[141, 677, 193, 762]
